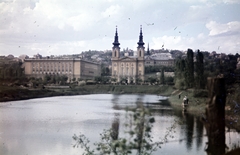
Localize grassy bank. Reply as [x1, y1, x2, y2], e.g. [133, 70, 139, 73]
[168, 87, 240, 131]
[0, 85, 65, 102]
[0, 84, 174, 102]
[71, 84, 174, 95]
[168, 89, 208, 116]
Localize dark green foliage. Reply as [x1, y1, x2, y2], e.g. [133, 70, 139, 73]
[174, 58, 187, 89]
[185, 49, 194, 88]
[145, 65, 173, 74]
[195, 50, 205, 89]
[174, 49, 204, 89]
[165, 76, 174, 85]
[43, 74, 68, 85]
[145, 77, 157, 84]
[0, 62, 25, 82]
[160, 68, 165, 84]
[95, 76, 110, 84]
[101, 62, 110, 76]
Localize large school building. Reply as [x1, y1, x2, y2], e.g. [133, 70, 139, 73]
[24, 57, 101, 80]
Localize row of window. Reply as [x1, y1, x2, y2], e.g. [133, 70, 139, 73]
[32, 63, 72, 68]
[114, 63, 143, 67]
[32, 68, 72, 72]
[113, 69, 142, 76]
[113, 72, 142, 76]
[32, 71, 72, 74]
[33, 66, 71, 68]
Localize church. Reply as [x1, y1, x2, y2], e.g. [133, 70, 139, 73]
[111, 26, 145, 83]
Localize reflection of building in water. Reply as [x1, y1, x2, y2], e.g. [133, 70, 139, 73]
[111, 26, 145, 83]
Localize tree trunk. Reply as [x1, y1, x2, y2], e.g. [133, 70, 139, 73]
[204, 77, 226, 155]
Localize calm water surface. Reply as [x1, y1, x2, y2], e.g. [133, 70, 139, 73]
[0, 94, 239, 155]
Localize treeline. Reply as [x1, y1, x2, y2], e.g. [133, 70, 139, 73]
[145, 65, 174, 74]
[174, 49, 240, 90]
[0, 62, 25, 82]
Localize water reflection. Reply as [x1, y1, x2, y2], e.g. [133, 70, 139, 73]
[196, 117, 204, 151]
[111, 113, 120, 141]
[0, 94, 240, 155]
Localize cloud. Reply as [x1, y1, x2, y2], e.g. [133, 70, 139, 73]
[0, 0, 240, 56]
[206, 21, 240, 36]
[222, 0, 240, 4]
[101, 5, 121, 18]
[204, 21, 240, 53]
[151, 35, 196, 51]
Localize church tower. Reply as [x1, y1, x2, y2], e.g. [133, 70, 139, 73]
[137, 25, 145, 59]
[147, 43, 150, 56]
[136, 25, 145, 82]
[112, 26, 120, 59]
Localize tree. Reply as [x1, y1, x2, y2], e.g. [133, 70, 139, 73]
[43, 75, 51, 84]
[146, 77, 157, 85]
[185, 49, 194, 88]
[60, 75, 68, 85]
[195, 50, 205, 89]
[50, 75, 56, 84]
[160, 68, 165, 84]
[174, 58, 187, 89]
[72, 77, 76, 82]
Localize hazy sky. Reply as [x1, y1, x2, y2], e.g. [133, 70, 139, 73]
[0, 0, 240, 57]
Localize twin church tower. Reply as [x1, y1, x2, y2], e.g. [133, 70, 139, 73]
[111, 26, 145, 83]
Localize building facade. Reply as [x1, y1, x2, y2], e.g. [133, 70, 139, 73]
[145, 53, 175, 67]
[144, 44, 175, 67]
[24, 58, 101, 80]
[111, 26, 145, 83]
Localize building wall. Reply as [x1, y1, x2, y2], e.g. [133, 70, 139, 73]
[24, 58, 100, 80]
[112, 56, 145, 83]
[145, 59, 175, 67]
[80, 61, 101, 79]
[24, 61, 32, 75]
[73, 61, 81, 79]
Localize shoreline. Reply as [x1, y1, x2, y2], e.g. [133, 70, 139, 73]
[0, 84, 174, 102]
[1, 84, 240, 131]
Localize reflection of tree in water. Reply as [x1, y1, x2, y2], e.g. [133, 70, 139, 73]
[111, 113, 120, 141]
[184, 112, 194, 150]
[196, 117, 204, 151]
[112, 94, 120, 110]
[176, 109, 204, 151]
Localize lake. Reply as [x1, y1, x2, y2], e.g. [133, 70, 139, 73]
[0, 94, 239, 155]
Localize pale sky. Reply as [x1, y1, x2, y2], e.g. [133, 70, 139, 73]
[0, 0, 240, 57]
